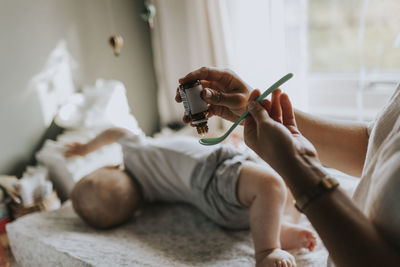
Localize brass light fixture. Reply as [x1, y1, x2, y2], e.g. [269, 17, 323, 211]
[109, 34, 124, 57]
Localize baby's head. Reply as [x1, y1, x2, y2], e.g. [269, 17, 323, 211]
[70, 166, 141, 229]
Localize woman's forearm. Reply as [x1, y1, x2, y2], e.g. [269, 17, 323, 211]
[285, 156, 399, 267]
[294, 109, 369, 177]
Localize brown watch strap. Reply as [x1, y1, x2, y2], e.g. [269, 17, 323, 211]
[294, 176, 339, 212]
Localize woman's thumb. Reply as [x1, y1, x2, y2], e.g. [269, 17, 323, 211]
[247, 90, 270, 124]
[248, 89, 260, 102]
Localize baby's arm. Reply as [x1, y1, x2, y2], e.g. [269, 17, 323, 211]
[65, 128, 129, 158]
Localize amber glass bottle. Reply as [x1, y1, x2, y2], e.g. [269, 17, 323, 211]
[179, 80, 209, 135]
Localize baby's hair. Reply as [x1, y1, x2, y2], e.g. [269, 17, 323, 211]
[71, 167, 141, 229]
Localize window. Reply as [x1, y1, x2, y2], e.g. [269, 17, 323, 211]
[287, 0, 400, 121]
[309, 0, 400, 72]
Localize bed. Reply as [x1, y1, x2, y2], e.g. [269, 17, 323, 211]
[6, 79, 359, 266]
[8, 201, 330, 267]
[7, 126, 358, 267]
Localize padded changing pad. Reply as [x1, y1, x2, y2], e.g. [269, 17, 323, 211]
[7, 202, 329, 267]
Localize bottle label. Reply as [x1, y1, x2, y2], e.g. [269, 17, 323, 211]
[184, 84, 208, 114]
[179, 88, 192, 118]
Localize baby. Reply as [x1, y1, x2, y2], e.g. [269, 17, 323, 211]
[66, 127, 316, 267]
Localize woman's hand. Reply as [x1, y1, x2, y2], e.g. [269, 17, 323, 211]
[64, 142, 89, 158]
[244, 89, 318, 175]
[176, 67, 251, 124]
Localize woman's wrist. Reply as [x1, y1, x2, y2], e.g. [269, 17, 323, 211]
[279, 152, 328, 199]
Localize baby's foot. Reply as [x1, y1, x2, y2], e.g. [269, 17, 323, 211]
[280, 222, 317, 251]
[256, 248, 296, 267]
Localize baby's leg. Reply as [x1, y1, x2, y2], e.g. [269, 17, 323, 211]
[280, 191, 317, 251]
[283, 189, 302, 224]
[237, 161, 295, 267]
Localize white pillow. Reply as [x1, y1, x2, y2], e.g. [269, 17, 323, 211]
[55, 79, 143, 136]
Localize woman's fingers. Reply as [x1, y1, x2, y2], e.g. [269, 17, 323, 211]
[280, 93, 300, 134]
[247, 90, 271, 124]
[271, 89, 283, 123]
[179, 66, 231, 85]
[260, 99, 272, 114]
[180, 67, 248, 94]
[177, 79, 231, 104]
[201, 88, 246, 108]
[248, 102, 270, 124]
[200, 80, 226, 92]
[182, 114, 190, 124]
[248, 89, 260, 101]
[280, 93, 296, 127]
[175, 87, 182, 102]
[208, 105, 241, 123]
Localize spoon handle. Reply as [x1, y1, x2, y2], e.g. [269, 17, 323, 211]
[256, 73, 293, 102]
[221, 110, 249, 140]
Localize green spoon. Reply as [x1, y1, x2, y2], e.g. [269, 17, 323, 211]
[199, 73, 294, 146]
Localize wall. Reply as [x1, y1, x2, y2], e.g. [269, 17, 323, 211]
[0, 0, 158, 175]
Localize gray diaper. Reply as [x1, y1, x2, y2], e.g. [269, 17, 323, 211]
[190, 145, 250, 230]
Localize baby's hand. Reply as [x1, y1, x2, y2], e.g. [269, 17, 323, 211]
[64, 142, 89, 158]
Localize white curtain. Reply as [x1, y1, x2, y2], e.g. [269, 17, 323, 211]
[151, 0, 308, 127]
